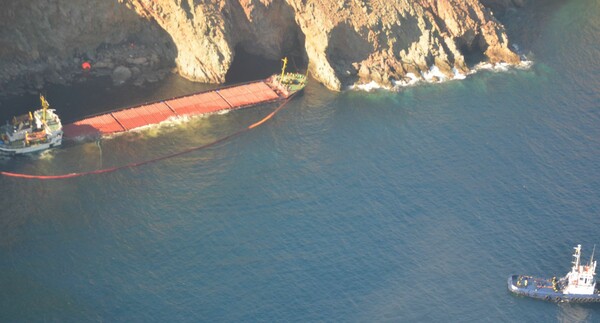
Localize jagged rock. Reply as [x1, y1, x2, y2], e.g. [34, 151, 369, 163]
[111, 66, 132, 85]
[33, 74, 44, 89]
[127, 57, 148, 65]
[131, 66, 141, 76]
[0, 0, 521, 93]
[93, 60, 114, 69]
[0, 0, 176, 94]
[125, 0, 521, 90]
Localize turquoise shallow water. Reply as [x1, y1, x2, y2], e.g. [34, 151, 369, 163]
[1, 0, 599, 321]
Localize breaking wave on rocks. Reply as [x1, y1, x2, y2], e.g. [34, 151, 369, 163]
[351, 57, 533, 92]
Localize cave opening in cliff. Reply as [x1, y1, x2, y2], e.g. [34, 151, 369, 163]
[458, 35, 488, 67]
[225, 30, 307, 84]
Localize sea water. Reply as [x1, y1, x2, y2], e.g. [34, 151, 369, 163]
[1, 0, 599, 321]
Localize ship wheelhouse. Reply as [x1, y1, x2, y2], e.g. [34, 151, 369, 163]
[563, 244, 597, 295]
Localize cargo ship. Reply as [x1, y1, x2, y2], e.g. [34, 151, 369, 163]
[63, 58, 307, 139]
[508, 244, 600, 303]
[0, 95, 63, 155]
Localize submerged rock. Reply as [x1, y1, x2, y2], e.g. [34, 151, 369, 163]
[127, 57, 148, 66]
[111, 66, 132, 85]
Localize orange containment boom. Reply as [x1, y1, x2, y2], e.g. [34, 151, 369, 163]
[63, 80, 282, 139]
[1, 94, 297, 180]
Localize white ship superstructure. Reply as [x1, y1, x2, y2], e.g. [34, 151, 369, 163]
[0, 95, 63, 154]
[563, 244, 597, 295]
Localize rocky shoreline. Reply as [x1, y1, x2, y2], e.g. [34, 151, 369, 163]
[0, 41, 175, 97]
[0, 0, 527, 96]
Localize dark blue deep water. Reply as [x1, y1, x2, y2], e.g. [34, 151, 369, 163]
[1, 1, 599, 321]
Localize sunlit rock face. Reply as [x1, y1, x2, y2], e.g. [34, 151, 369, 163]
[1, 0, 520, 92]
[124, 0, 519, 90]
[124, 0, 303, 84]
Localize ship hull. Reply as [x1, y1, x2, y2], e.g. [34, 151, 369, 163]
[508, 275, 600, 303]
[0, 135, 62, 155]
[63, 75, 306, 139]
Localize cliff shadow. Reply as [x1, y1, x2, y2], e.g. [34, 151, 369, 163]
[225, 0, 307, 83]
[0, 0, 179, 98]
[456, 33, 488, 67]
[0, 0, 180, 121]
[225, 21, 307, 84]
[325, 22, 373, 87]
[225, 46, 306, 84]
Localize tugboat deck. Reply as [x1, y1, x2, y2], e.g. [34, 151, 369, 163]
[508, 244, 600, 303]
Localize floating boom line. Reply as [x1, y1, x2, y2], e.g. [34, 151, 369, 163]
[1, 95, 296, 180]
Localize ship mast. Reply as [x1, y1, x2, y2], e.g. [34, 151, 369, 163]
[571, 244, 582, 273]
[280, 57, 288, 82]
[40, 94, 49, 123]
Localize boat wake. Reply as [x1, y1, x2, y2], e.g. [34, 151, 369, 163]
[66, 113, 216, 143]
[36, 149, 57, 161]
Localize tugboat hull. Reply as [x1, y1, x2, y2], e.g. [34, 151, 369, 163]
[0, 134, 62, 155]
[508, 275, 600, 303]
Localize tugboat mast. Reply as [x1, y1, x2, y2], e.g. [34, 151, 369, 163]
[571, 244, 582, 272]
[508, 244, 600, 303]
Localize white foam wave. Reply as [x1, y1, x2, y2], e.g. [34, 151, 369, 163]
[128, 113, 212, 134]
[516, 59, 534, 69]
[392, 73, 420, 87]
[38, 150, 56, 160]
[452, 67, 466, 80]
[352, 81, 388, 91]
[69, 112, 214, 143]
[474, 61, 511, 72]
[421, 65, 448, 83]
[350, 56, 534, 92]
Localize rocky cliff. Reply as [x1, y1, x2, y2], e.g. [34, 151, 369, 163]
[0, 0, 176, 93]
[0, 0, 522, 93]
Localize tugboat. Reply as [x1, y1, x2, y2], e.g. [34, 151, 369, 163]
[0, 95, 63, 155]
[508, 244, 600, 303]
